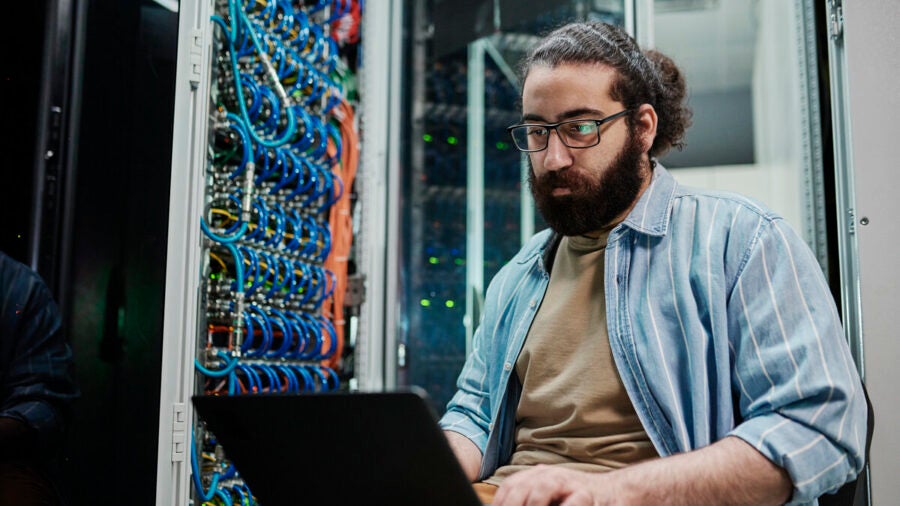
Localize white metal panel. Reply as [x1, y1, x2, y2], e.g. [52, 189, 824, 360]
[357, 0, 403, 391]
[155, 0, 215, 503]
[841, 0, 900, 502]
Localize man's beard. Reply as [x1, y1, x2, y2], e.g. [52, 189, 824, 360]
[528, 132, 647, 236]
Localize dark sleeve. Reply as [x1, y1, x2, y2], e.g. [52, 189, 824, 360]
[0, 252, 79, 457]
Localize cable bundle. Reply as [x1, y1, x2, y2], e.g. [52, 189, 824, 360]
[192, 0, 363, 503]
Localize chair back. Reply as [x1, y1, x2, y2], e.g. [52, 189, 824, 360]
[818, 382, 874, 506]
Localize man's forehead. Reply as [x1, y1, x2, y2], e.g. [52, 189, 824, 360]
[521, 62, 620, 119]
[525, 61, 618, 80]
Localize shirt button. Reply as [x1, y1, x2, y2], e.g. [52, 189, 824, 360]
[503, 362, 512, 371]
[529, 299, 536, 308]
[488, 423, 494, 430]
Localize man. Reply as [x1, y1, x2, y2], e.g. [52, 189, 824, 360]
[439, 21, 867, 506]
[0, 250, 79, 505]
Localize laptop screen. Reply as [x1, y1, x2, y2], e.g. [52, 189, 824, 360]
[191, 389, 485, 505]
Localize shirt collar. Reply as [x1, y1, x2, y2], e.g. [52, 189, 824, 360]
[531, 161, 678, 269]
[616, 161, 677, 238]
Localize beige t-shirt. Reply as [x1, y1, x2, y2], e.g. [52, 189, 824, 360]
[486, 234, 657, 484]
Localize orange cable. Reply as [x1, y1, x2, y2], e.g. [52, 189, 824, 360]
[322, 98, 359, 370]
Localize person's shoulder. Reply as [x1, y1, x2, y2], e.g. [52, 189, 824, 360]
[0, 250, 54, 306]
[672, 183, 782, 223]
[0, 250, 40, 284]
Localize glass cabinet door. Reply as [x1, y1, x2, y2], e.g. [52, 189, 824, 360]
[651, 0, 832, 277]
[397, 0, 628, 414]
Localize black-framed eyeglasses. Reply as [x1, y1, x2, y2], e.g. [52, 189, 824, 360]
[506, 109, 632, 153]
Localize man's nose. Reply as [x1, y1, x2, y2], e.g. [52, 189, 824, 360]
[541, 130, 574, 172]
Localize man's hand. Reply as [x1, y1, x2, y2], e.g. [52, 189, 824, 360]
[493, 465, 617, 506]
[491, 436, 792, 506]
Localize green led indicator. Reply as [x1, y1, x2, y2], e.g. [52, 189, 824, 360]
[117, 307, 126, 335]
[447, 136, 458, 145]
[496, 141, 508, 150]
[445, 300, 455, 308]
[420, 299, 431, 307]
[429, 256, 439, 264]
[454, 258, 464, 266]
[423, 134, 433, 142]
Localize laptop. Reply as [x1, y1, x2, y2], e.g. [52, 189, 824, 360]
[191, 388, 485, 505]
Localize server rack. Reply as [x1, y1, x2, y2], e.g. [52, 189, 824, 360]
[395, 0, 629, 414]
[156, 1, 368, 503]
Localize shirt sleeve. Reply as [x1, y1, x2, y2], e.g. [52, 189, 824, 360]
[438, 252, 518, 460]
[725, 218, 867, 504]
[0, 254, 79, 453]
[439, 319, 493, 455]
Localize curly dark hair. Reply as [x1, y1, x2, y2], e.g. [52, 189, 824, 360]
[520, 21, 692, 158]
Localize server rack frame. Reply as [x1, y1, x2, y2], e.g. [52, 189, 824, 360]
[155, 0, 218, 503]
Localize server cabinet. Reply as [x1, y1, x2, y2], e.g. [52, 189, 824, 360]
[157, 1, 366, 504]
[394, 0, 630, 414]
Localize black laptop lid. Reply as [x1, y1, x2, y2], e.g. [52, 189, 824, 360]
[191, 389, 483, 506]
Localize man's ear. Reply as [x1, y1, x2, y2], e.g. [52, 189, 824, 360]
[634, 103, 658, 153]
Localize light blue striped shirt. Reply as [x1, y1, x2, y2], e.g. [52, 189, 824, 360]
[439, 164, 866, 504]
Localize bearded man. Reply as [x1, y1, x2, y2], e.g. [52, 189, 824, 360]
[439, 21, 867, 506]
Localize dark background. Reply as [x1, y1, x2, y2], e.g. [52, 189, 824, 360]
[4, 0, 177, 503]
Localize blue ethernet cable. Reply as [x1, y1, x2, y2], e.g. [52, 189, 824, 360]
[299, 308, 319, 358]
[231, 484, 249, 506]
[293, 364, 315, 391]
[225, 112, 252, 179]
[240, 74, 263, 119]
[190, 432, 220, 502]
[286, 310, 311, 359]
[281, 258, 299, 304]
[194, 351, 239, 378]
[266, 308, 294, 359]
[308, 265, 328, 308]
[230, 2, 299, 148]
[224, 243, 245, 291]
[239, 309, 257, 354]
[318, 365, 340, 391]
[296, 261, 316, 306]
[262, 253, 285, 299]
[315, 221, 333, 261]
[201, 214, 248, 244]
[245, 307, 273, 357]
[237, 246, 259, 293]
[257, 363, 281, 393]
[286, 155, 316, 201]
[326, 0, 351, 23]
[240, 484, 255, 506]
[237, 364, 262, 393]
[289, 106, 315, 152]
[246, 198, 268, 243]
[270, 149, 296, 193]
[326, 121, 343, 165]
[253, 144, 275, 183]
[256, 85, 281, 134]
[293, 260, 314, 305]
[214, 487, 234, 506]
[281, 364, 301, 394]
[321, 268, 337, 302]
[284, 210, 303, 252]
[317, 314, 338, 359]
